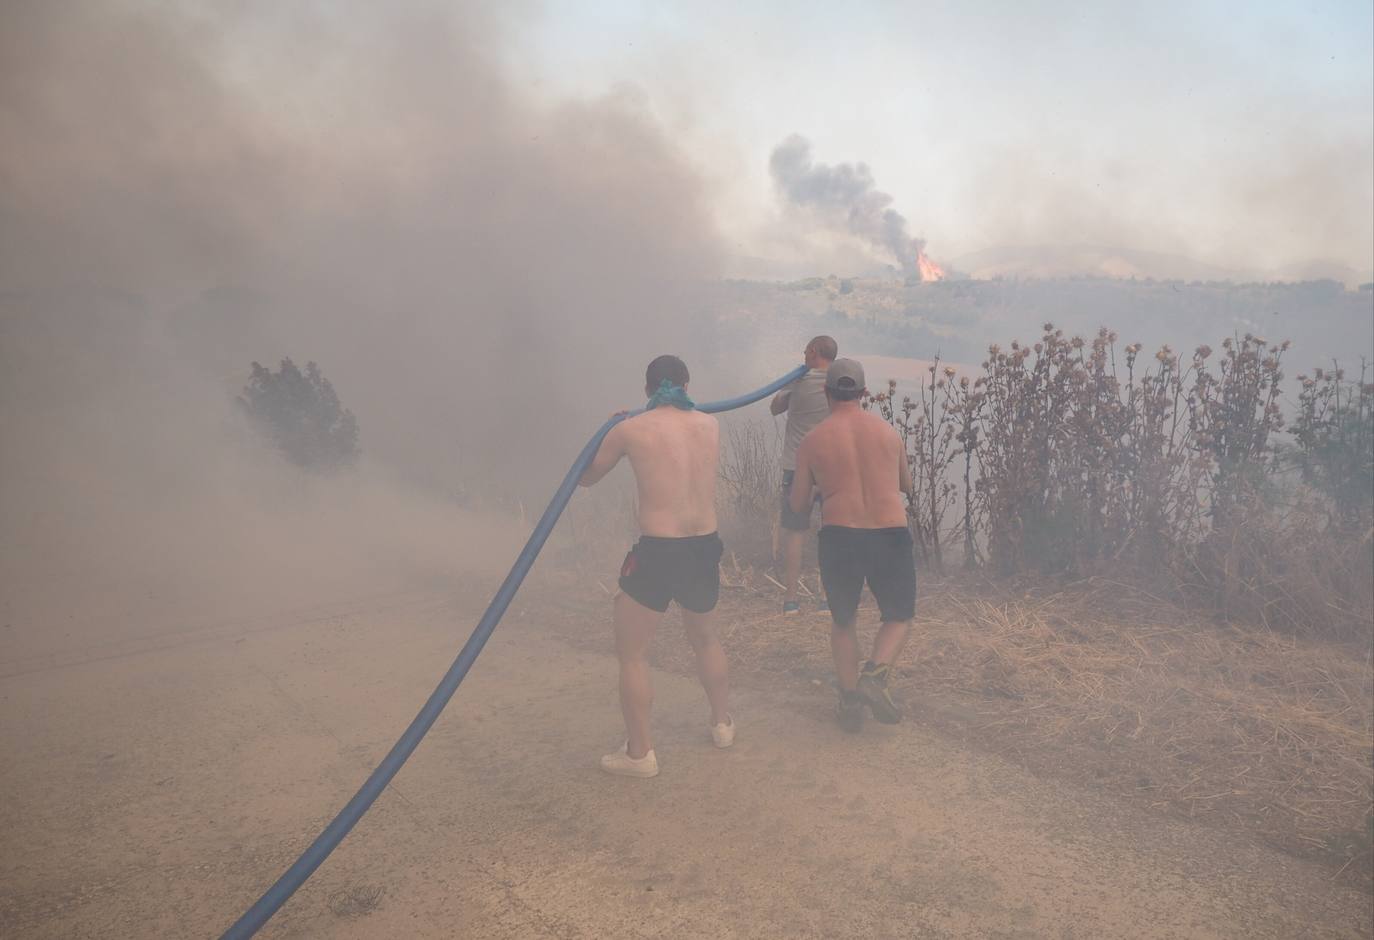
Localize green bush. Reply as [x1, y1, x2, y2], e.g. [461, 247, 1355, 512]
[1290, 363, 1374, 534]
[238, 358, 359, 472]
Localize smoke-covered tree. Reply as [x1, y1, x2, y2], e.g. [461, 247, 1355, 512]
[238, 358, 359, 471]
[1290, 362, 1374, 534]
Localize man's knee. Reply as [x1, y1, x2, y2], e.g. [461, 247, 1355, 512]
[614, 614, 657, 660]
[682, 616, 718, 651]
[830, 617, 857, 632]
[614, 630, 649, 661]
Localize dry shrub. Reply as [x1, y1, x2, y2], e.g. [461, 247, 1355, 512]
[863, 328, 1373, 641]
[1291, 363, 1374, 535]
[717, 416, 782, 563]
[1186, 499, 1374, 642]
[867, 358, 965, 572]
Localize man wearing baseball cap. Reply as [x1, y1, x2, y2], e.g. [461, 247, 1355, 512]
[789, 358, 915, 732]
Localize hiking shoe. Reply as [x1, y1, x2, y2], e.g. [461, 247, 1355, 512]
[711, 715, 735, 749]
[857, 663, 902, 724]
[600, 744, 659, 778]
[782, 601, 801, 615]
[836, 690, 865, 733]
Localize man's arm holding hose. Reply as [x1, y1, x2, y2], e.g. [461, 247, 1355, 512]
[769, 387, 792, 416]
[579, 421, 628, 486]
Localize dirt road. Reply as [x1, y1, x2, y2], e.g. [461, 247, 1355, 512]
[1, 589, 1369, 938]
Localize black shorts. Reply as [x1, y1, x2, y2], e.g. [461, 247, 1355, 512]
[780, 469, 820, 532]
[618, 532, 724, 614]
[818, 525, 916, 626]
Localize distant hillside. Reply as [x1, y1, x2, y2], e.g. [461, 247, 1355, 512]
[945, 244, 1372, 288]
[713, 274, 1374, 373]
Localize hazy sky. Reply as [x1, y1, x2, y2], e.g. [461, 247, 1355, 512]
[519, 1, 1374, 276]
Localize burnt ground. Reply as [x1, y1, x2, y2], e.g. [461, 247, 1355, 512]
[1, 578, 1371, 939]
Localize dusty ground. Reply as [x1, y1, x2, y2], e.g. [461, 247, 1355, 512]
[2, 583, 1371, 939]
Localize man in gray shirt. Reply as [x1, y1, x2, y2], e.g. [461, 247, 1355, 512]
[770, 335, 837, 613]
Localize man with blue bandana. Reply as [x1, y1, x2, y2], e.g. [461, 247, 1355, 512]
[580, 355, 733, 777]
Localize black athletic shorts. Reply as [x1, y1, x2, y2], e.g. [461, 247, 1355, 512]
[780, 469, 820, 531]
[618, 532, 724, 614]
[817, 525, 917, 626]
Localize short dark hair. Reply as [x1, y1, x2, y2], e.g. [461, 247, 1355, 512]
[645, 354, 690, 389]
[807, 335, 838, 361]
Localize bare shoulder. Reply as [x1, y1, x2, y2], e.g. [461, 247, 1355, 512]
[688, 410, 719, 436]
[623, 408, 716, 438]
[877, 413, 904, 448]
[863, 408, 896, 432]
[815, 411, 844, 434]
[618, 410, 651, 435]
[856, 408, 899, 444]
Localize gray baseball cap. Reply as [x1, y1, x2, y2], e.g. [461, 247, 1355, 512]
[825, 358, 866, 393]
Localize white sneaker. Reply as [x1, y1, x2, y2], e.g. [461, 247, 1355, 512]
[711, 715, 735, 749]
[600, 744, 659, 778]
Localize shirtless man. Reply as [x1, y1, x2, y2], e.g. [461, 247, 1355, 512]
[790, 358, 915, 732]
[579, 355, 732, 778]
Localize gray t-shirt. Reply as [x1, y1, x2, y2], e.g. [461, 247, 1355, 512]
[778, 369, 830, 471]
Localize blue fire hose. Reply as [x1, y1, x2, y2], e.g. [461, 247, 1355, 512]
[221, 364, 807, 938]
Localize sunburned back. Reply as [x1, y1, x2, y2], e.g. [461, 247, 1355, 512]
[622, 408, 719, 537]
[806, 408, 906, 529]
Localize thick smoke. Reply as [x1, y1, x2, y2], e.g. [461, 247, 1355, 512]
[769, 134, 925, 275]
[0, 2, 725, 643]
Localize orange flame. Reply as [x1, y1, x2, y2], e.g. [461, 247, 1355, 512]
[917, 250, 945, 282]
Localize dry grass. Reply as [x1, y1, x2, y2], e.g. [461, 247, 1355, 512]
[543, 379, 1371, 880]
[906, 579, 1373, 876]
[582, 570, 1374, 883]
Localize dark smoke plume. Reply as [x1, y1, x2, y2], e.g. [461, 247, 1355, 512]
[769, 134, 925, 274]
[0, 1, 726, 635]
[0, 1, 724, 491]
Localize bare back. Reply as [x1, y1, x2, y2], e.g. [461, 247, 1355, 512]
[582, 407, 719, 537]
[794, 405, 908, 529]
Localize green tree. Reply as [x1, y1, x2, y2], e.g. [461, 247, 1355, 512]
[238, 358, 359, 471]
[1290, 362, 1374, 534]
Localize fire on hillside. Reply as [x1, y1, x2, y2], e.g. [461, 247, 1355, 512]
[917, 249, 946, 282]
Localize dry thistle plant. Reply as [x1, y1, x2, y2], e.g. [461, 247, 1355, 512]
[857, 327, 1371, 641]
[866, 359, 961, 573]
[1291, 360, 1374, 536]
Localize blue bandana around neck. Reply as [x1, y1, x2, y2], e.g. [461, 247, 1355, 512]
[645, 379, 696, 411]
